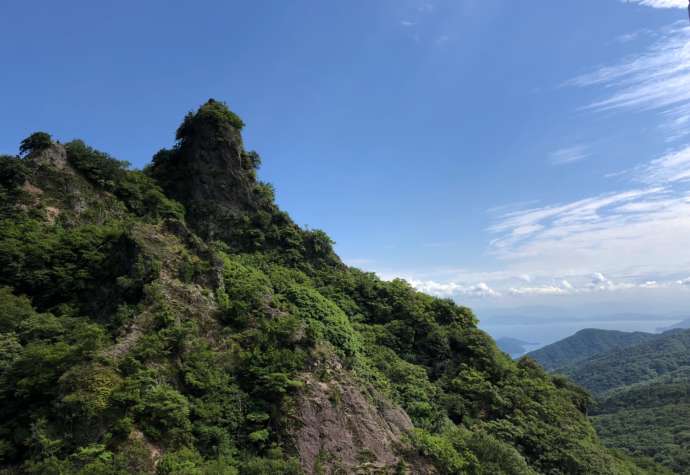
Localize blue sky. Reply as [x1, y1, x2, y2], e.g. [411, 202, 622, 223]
[2, 0, 690, 330]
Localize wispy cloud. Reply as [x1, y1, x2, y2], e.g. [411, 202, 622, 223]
[637, 145, 690, 183]
[567, 23, 690, 139]
[397, 0, 451, 47]
[409, 142, 690, 299]
[487, 141, 690, 283]
[410, 272, 688, 299]
[622, 0, 686, 8]
[549, 145, 591, 165]
[615, 28, 655, 43]
[476, 23, 690, 287]
[400, 15, 690, 302]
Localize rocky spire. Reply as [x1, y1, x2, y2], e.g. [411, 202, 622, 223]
[148, 100, 262, 239]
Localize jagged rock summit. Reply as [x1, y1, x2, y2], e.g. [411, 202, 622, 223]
[148, 100, 258, 238]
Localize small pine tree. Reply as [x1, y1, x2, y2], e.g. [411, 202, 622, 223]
[19, 132, 52, 156]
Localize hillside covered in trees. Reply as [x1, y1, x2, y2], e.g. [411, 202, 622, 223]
[531, 328, 690, 473]
[0, 100, 663, 474]
[527, 329, 657, 372]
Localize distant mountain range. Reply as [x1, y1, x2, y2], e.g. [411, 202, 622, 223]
[495, 337, 538, 357]
[656, 317, 690, 333]
[526, 328, 657, 371]
[527, 327, 690, 472]
[555, 329, 690, 394]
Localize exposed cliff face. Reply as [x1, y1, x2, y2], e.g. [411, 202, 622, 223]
[293, 358, 416, 474]
[148, 100, 261, 242]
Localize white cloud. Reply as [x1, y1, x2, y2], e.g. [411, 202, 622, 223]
[408, 273, 685, 299]
[567, 23, 690, 138]
[394, 18, 690, 303]
[488, 140, 690, 280]
[622, 0, 686, 8]
[549, 145, 591, 165]
[410, 280, 501, 298]
[508, 285, 569, 296]
[489, 30, 690, 279]
[637, 145, 690, 183]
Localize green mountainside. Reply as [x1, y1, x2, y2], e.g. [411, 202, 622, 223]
[527, 329, 657, 372]
[559, 329, 690, 395]
[531, 328, 690, 473]
[657, 319, 690, 333]
[0, 101, 659, 474]
[590, 367, 690, 474]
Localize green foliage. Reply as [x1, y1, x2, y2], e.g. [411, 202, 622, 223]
[283, 284, 361, 358]
[176, 99, 245, 140]
[19, 132, 52, 156]
[60, 364, 122, 417]
[586, 368, 690, 473]
[0, 292, 110, 466]
[593, 404, 690, 473]
[133, 385, 192, 443]
[218, 253, 272, 321]
[560, 329, 690, 394]
[465, 430, 536, 475]
[0, 218, 151, 317]
[409, 428, 474, 474]
[0, 154, 30, 219]
[239, 448, 301, 475]
[538, 329, 690, 473]
[65, 140, 183, 221]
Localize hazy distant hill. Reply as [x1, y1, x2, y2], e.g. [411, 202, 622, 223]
[560, 329, 690, 394]
[526, 328, 656, 371]
[657, 318, 690, 333]
[495, 337, 537, 357]
[589, 362, 690, 473]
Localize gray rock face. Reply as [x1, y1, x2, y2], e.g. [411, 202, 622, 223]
[30, 143, 69, 170]
[148, 100, 260, 240]
[294, 367, 415, 474]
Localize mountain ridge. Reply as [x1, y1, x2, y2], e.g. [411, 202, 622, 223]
[0, 101, 658, 474]
[526, 328, 657, 372]
[529, 326, 690, 472]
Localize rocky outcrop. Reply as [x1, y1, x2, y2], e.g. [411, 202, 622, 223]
[293, 360, 416, 474]
[148, 99, 261, 240]
[29, 142, 69, 171]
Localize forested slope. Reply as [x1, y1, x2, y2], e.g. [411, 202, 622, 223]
[527, 329, 656, 372]
[560, 329, 690, 394]
[539, 329, 690, 473]
[0, 101, 656, 474]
